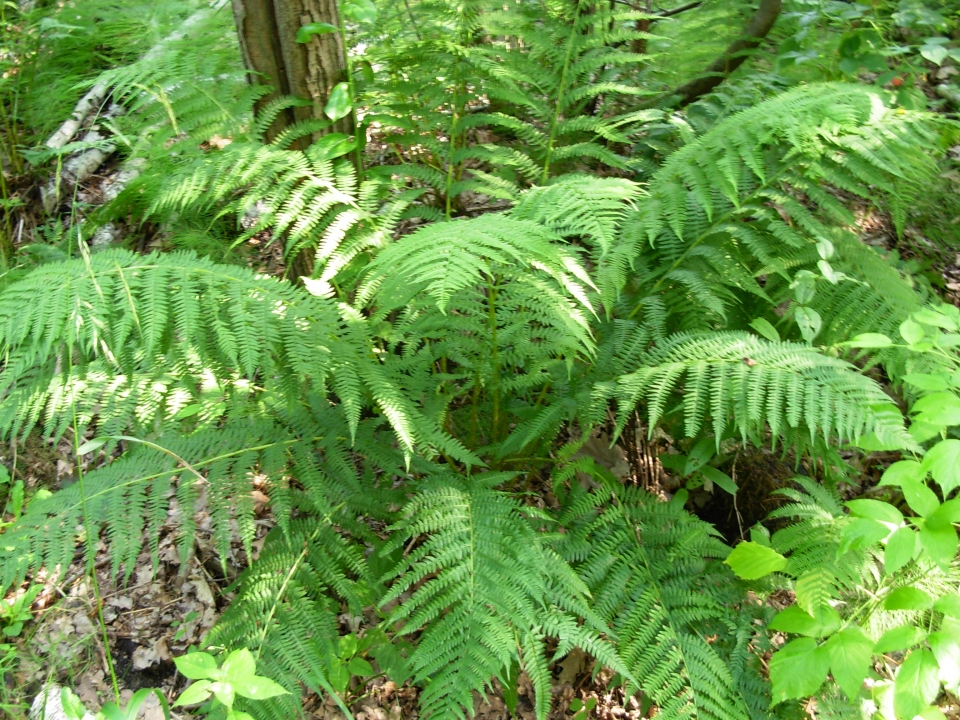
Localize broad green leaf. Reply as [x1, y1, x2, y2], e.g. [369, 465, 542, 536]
[826, 626, 874, 699]
[338, 634, 359, 659]
[885, 526, 917, 574]
[912, 392, 960, 427]
[921, 44, 949, 64]
[750, 317, 780, 342]
[222, 648, 257, 684]
[918, 708, 948, 720]
[76, 437, 107, 455]
[795, 568, 835, 617]
[935, 592, 960, 617]
[894, 649, 939, 720]
[879, 460, 925, 487]
[174, 680, 212, 706]
[769, 638, 830, 703]
[903, 373, 950, 392]
[929, 630, 960, 693]
[884, 586, 933, 611]
[174, 652, 218, 680]
[920, 519, 958, 564]
[312, 132, 356, 161]
[210, 681, 236, 710]
[724, 541, 787, 579]
[921, 439, 960, 497]
[846, 499, 903, 525]
[324, 82, 352, 122]
[843, 333, 892, 348]
[900, 318, 926, 344]
[235, 676, 289, 700]
[348, 657, 375, 676]
[700, 465, 737, 494]
[932, 498, 960, 523]
[840, 517, 887, 553]
[769, 605, 841, 637]
[875, 625, 927, 654]
[296, 22, 339, 43]
[902, 480, 940, 518]
[795, 306, 822, 343]
[342, 0, 377, 23]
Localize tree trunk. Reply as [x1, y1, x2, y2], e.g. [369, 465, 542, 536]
[231, 0, 355, 277]
[231, 0, 353, 144]
[671, 0, 782, 107]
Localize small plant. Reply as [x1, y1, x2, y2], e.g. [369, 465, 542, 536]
[173, 648, 289, 720]
[57, 686, 171, 720]
[0, 583, 40, 637]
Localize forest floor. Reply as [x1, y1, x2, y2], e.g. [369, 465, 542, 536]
[7, 75, 960, 720]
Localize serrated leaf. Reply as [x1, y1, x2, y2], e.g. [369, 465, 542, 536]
[894, 649, 939, 720]
[826, 626, 873, 699]
[884, 586, 933, 611]
[769, 638, 830, 704]
[885, 526, 917, 574]
[921, 439, 960, 497]
[875, 625, 927, 654]
[724, 541, 787, 579]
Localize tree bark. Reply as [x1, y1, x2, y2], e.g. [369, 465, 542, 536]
[670, 0, 782, 107]
[231, 0, 353, 144]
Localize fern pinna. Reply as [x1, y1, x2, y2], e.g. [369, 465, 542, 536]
[0, 81, 947, 720]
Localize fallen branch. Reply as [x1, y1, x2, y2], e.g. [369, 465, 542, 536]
[670, 0, 782, 106]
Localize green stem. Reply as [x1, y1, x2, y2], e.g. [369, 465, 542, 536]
[541, 0, 583, 185]
[65, 251, 120, 702]
[444, 13, 466, 219]
[337, 13, 364, 175]
[627, 161, 795, 319]
[487, 278, 500, 443]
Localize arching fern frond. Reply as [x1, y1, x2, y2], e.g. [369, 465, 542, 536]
[558, 485, 755, 720]
[382, 479, 624, 720]
[602, 332, 913, 450]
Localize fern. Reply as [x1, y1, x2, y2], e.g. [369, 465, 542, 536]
[600, 331, 914, 451]
[382, 478, 624, 720]
[622, 84, 941, 330]
[558, 485, 758, 720]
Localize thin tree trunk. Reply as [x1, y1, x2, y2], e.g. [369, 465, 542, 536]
[232, 0, 355, 278]
[231, 0, 353, 144]
[671, 0, 781, 106]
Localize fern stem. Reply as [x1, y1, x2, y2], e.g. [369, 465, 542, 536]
[66, 339, 121, 703]
[336, 12, 364, 175]
[254, 502, 356, 720]
[444, 49, 462, 219]
[487, 278, 501, 443]
[627, 161, 794, 319]
[541, 0, 583, 185]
